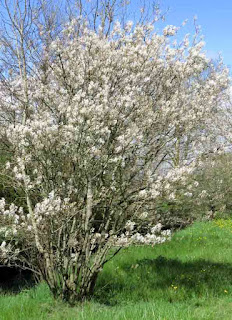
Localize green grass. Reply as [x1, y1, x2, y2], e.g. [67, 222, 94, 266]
[1, 220, 232, 319]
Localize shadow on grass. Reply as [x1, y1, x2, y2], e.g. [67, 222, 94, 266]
[0, 266, 35, 294]
[94, 256, 232, 305]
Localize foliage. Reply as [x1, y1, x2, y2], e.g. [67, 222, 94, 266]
[194, 153, 232, 217]
[152, 153, 232, 227]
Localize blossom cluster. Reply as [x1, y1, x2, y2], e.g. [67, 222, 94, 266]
[0, 18, 229, 280]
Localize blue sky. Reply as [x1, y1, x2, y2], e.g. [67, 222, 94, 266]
[130, 0, 232, 70]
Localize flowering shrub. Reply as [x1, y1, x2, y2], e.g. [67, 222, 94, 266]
[0, 17, 229, 302]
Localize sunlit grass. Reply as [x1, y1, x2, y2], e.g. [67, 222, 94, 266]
[1, 220, 232, 319]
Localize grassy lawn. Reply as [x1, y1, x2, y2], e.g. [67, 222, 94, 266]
[1, 220, 232, 319]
